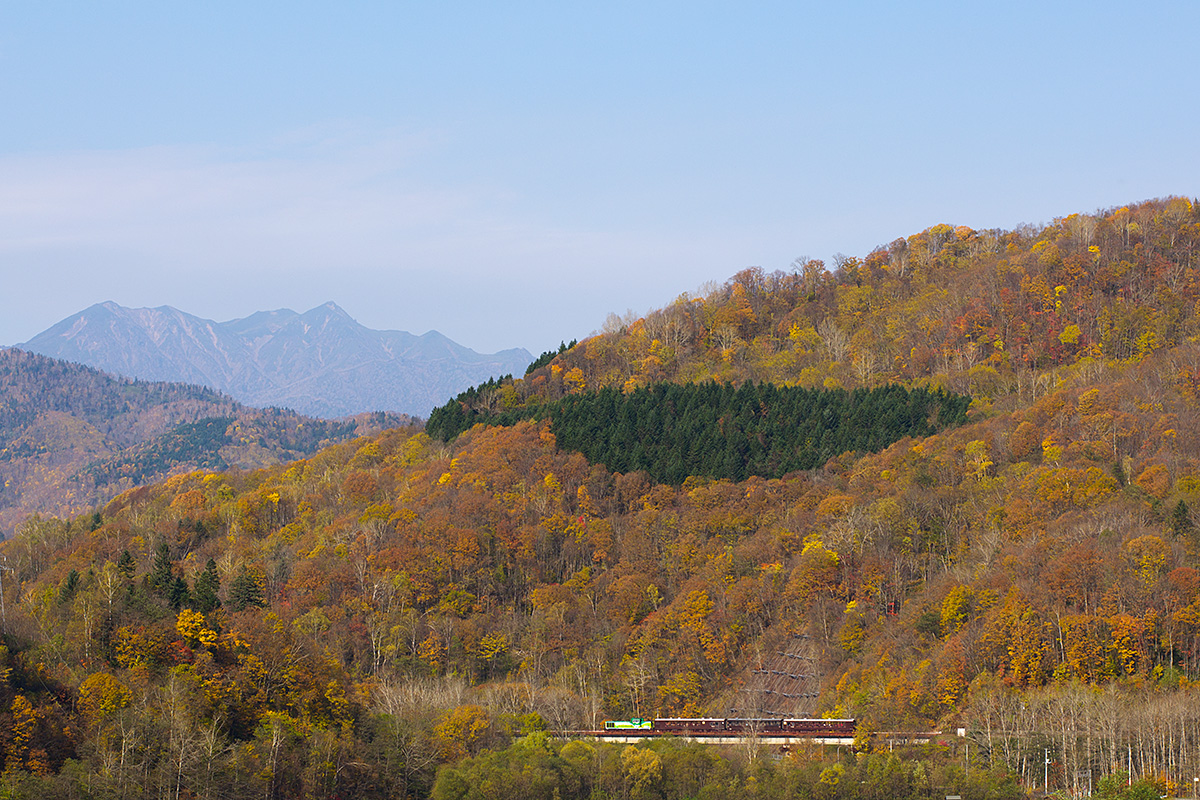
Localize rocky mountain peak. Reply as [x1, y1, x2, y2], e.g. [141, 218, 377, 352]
[21, 303, 532, 418]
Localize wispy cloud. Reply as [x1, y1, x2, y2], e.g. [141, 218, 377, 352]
[0, 127, 755, 351]
[1, 129, 472, 259]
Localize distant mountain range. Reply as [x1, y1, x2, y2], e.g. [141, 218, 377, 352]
[0, 347, 409, 537]
[20, 302, 534, 418]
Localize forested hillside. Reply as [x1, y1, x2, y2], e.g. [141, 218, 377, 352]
[429, 382, 970, 483]
[0, 197, 1197, 799]
[0, 348, 408, 535]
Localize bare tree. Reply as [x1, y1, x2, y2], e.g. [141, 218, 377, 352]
[817, 319, 850, 362]
[852, 349, 879, 385]
[711, 325, 739, 352]
[1066, 214, 1099, 247]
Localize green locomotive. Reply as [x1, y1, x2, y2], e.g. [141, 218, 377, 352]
[602, 718, 653, 730]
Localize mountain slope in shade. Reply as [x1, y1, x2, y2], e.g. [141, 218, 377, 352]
[20, 301, 534, 418]
[0, 347, 409, 536]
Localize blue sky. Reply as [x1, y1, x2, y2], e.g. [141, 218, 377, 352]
[1, 2, 1197, 355]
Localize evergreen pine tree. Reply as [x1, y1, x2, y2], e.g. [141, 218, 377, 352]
[148, 541, 173, 597]
[228, 567, 265, 612]
[193, 558, 221, 613]
[117, 550, 136, 580]
[59, 569, 79, 605]
[1172, 500, 1195, 538]
[167, 575, 191, 609]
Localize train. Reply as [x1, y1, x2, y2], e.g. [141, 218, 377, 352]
[602, 717, 855, 735]
[603, 719, 653, 730]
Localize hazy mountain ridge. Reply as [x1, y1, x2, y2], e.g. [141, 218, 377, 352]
[0, 347, 411, 535]
[21, 301, 534, 418]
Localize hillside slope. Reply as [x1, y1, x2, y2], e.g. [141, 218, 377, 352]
[0, 197, 1198, 798]
[0, 348, 409, 536]
[20, 301, 533, 417]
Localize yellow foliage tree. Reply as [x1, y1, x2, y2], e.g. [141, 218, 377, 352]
[176, 608, 219, 649]
[433, 704, 491, 761]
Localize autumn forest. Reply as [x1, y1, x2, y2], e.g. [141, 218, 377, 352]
[1, 197, 1199, 799]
